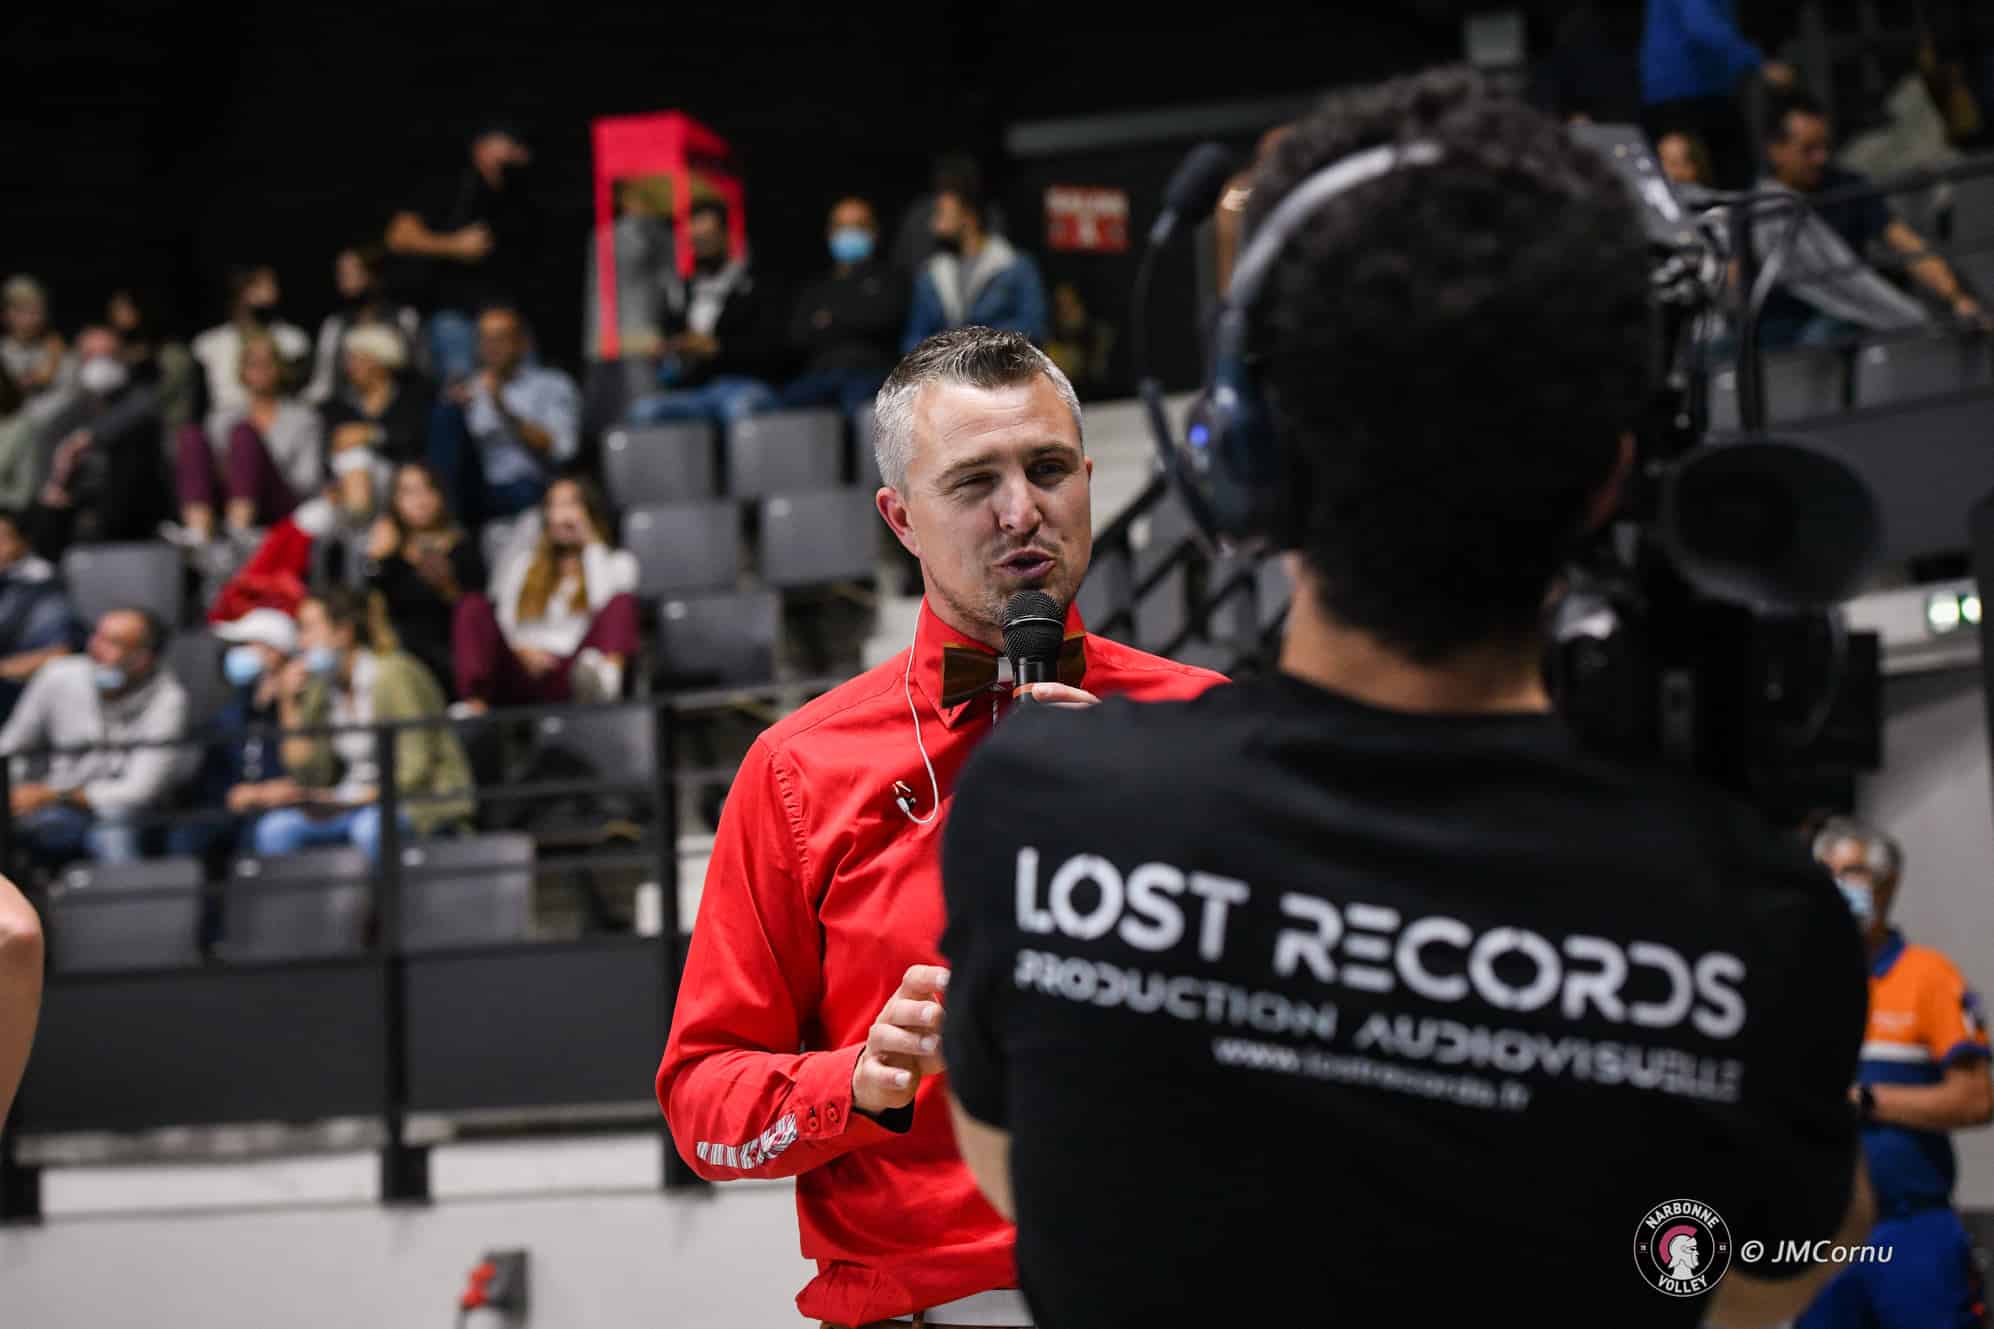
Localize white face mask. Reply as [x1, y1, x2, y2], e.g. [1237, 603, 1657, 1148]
[78, 355, 128, 396]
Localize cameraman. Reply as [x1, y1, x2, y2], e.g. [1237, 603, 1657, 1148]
[940, 69, 1872, 1327]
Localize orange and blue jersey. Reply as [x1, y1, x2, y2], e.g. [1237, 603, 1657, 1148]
[1857, 930, 1991, 1216]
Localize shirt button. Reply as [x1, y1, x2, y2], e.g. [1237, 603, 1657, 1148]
[826, 1105, 840, 1125]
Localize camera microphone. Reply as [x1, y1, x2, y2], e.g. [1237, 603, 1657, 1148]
[1148, 142, 1238, 247]
[1001, 590, 1065, 689]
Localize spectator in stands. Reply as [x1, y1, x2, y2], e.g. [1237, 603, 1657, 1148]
[191, 265, 310, 418]
[176, 332, 324, 543]
[107, 286, 199, 442]
[1044, 283, 1115, 397]
[365, 462, 483, 701]
[627, 199, 781, 426]
[0, 607, 189, 869]
[776, 197, 907, 414]
[1640, 0, 1794, 188]
[1656, 129, 1715, 187]
[26, 325, 173, 558]
[452, 475, 636, 711]
[1, 276, 68, 405]
[427, 304, 577, 527]
[386, 125, 538, 385]
[1760, 90, 1988, 348]
[902, 170, 1048, 351]
[256, 585, 472, 860]
[0, 510, 76, 723]
[169, 608, 298, 864]
[0, 366, 35, 512]
[320, 324, 431, 518]
[889, 152, 1009, 275]
[305, 245, 424, 406]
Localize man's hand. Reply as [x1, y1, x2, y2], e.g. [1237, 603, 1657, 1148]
[516, 647, 560, 678]
[366, 516, 400, 562]
[1952, 294, 1992, 330]
[451, 223, 495, 263]
[676, 331, 720, 360]
[276, 657, 313, 701]
[853, 964, 950, 1116]
[1015, 682, 1101, 710]
[9, 784, 57, 818]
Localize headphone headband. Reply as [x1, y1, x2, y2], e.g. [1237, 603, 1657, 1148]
[1227, 141, 1443, 311]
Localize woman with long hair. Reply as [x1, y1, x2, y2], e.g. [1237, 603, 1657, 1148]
[452, 475, 638, 711]
[365, 462, 484, 698]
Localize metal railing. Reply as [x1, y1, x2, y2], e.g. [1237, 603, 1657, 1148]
[0, 679, 845, 1222]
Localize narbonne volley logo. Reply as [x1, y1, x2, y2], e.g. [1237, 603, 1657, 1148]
[1634, 1198, 1733, 1297]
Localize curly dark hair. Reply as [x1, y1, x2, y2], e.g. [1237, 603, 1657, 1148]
[1246, 67, 1653, 662]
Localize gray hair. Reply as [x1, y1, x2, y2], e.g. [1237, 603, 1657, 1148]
[871, 326, 1083, 492]
[1812, 815, 1903, 884]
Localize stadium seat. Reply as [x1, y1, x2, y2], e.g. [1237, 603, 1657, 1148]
[727, 410, 844, 498]
[759, 489, 878, 588]
[602, 422, 718, 508]
[622, 501, 740, 596]
[167, 628, 231, 729]
[399, 833, 534, 952]
[533, 705, 655, 784]
[46, 857, 204, 973]
[1852, 335, 1971, 407]
[853, 404, 882, 490]
[222, 847, 372, 961]
[1134, 560, 1190, 653]
[1707, 348, 1846, 430]
[62, 541, 183, 629]
[1076, 546, 1134, 640]
[656, 589, 780, 688]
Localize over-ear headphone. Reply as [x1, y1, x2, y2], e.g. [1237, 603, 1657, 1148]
[1142, 141, 1443, 552]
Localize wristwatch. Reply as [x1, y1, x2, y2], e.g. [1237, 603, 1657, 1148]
[1856, 1084, 1877, 1123]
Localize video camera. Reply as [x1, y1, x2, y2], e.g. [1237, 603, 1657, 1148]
[1133, 128, 1885, 823]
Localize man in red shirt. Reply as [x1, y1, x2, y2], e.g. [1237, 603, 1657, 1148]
[657, 326, 1224, 1327]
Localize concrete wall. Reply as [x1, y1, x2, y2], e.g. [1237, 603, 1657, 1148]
[0, 1137, 813, 1329]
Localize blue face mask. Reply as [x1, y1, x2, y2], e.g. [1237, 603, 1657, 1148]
[829, 227, 874, 266]
[223, 645, 266, 688]
[1836, 876, 1875, 930]
[304, 646, 341, 678]
[91, 664, 127, 694]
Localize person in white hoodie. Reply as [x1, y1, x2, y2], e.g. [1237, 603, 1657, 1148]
[451, 475, 637, 711]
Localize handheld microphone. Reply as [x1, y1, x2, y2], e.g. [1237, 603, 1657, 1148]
[1001, 590, 1065, 689]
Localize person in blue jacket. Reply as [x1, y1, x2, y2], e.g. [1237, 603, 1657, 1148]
[902, 169, 1047, 352]
[1641, 0, 1795, 188]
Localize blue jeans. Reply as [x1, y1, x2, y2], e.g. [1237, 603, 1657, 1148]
[427, 310, 479, 385]
[249, 806, 407, 863]
[1797, 1207, 1981, 1329]
[16, 803, 142, 867]
[629, 376, 775, 426]
[777, 368, 888, 415]
[426, 399, 546, 528]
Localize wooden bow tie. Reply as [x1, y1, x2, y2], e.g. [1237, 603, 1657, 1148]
[939, 636, 1087, 708]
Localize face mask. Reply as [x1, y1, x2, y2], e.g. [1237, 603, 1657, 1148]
[78, 356, 128, 396]
[223, 645, 266, 688]
[829, 227, 874, 265]
[932, 231, 964, 258]
[92, 664, 127, 694]
[692, 251, 726, 276]
[244, 300, 277, 325]
[1836, 875, 1875, 930]
[304, 646, 341, 678]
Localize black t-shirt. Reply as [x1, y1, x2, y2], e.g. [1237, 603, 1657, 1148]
[395, 168, 539, 315]
[941, 673, 1866, 1328]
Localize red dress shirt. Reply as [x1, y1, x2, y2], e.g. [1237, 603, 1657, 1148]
[657, 599, 1225, 1324]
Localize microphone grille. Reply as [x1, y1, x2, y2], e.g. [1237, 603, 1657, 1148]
[1001, 589, 1065, 660]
